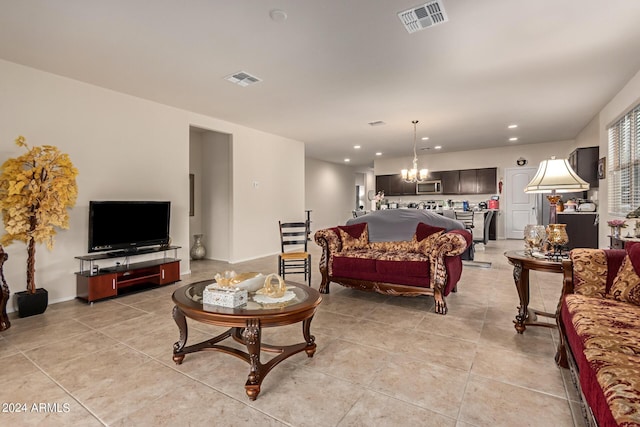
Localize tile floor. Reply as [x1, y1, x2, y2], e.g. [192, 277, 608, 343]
[0, 239, 587, 426]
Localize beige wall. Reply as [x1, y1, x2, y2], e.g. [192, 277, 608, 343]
[188, 129, 204, 255]
[305, 158, 357, 232]
[0, 59, 305, 307]
[200, 130, 231, 261]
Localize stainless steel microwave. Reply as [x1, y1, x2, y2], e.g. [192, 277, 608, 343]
[416, 180, 442, 195]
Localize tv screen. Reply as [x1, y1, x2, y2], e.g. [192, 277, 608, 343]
[88, 201, 171, 253]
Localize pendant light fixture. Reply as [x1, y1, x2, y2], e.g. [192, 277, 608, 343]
[401, 120, 429, 183]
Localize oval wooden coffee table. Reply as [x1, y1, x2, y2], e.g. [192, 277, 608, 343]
[171, 280, 322, 400]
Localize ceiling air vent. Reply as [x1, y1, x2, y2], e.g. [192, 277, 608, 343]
[398, 0, 448, 34]
[224, 71, 261, 87]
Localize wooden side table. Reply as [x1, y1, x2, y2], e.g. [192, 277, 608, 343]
[504, 251, 563, 334]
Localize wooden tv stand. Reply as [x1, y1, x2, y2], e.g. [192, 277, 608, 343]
[75, 246, 181, 302]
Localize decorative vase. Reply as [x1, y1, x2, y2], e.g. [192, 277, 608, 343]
[612, 226, 621, 239]
[523, 224, 546, 256]
[546, 224, 569, 247]
[190, 234, 206, 260]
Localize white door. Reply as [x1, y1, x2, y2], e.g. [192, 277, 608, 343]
[505, 167, 539, 239]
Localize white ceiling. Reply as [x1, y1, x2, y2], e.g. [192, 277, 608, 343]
[1, 1, 640, 167]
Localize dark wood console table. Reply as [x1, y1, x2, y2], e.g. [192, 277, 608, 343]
[75, 246, 181, 302]
[504, 251, 564, 333]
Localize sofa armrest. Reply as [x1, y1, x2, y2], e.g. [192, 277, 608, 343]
[442, 229, 472, 255]
[426, 230, 471, 314]
[314, 228, 341, 254]
[314, 228, 342, 286]
[415, 229, 471, 257]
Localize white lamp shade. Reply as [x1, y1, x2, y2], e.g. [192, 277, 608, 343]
[525, 158, 589, 193]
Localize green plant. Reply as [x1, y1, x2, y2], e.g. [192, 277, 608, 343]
[0, 136, 78, 294]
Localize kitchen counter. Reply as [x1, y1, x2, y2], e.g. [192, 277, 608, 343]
[557, 211, 598, 214]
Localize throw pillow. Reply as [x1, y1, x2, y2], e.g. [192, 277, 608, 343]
[337, 223, 369, 251]
[609, 243, 640, 305]
[414, 222, 446, 242]
[412, 223, 445, 254]
[416, 231, 444, 254]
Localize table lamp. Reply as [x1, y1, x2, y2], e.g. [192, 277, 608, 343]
[524, 156, 590, 258]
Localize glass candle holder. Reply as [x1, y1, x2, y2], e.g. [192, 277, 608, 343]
[524, 224, 546, 256]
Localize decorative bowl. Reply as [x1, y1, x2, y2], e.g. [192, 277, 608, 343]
[214, 271, 265, 292]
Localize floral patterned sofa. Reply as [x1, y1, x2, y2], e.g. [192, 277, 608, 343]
[556, 245, 640, 427]
[313, 210, 471, 315]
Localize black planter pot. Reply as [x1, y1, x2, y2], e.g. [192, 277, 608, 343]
[16, 288, 48, 318]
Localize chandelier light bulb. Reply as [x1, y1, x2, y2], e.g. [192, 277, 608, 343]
[401, 120, 429, 183]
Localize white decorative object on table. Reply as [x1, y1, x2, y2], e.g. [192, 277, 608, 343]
[213, 271, 265, 292]
[203, 285, 248, 308]
[252, 273, 296, 305]
[253, 290, 296, 305]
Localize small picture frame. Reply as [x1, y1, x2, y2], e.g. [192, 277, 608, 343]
[598, 157, 606, 179]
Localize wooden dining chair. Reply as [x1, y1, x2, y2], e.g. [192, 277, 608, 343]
[278, 221, 311, 286]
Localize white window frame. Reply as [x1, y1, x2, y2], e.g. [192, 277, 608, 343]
[608, 104, 640, 216]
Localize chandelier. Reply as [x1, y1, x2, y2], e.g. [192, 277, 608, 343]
[401, 120, 428, 183]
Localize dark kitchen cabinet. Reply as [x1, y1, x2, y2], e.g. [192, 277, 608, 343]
[426, 171, 441, 181]
[557, 213, 598, 249]
[389, 174, 417, 195]
[376, 175, 391, 195]
[440, 168, 497, 195]
[376, 174, 416, 196]
[568, 147, 599, 188]
[477, 168, 497, 194]
[441, 170, 460, 194]
[459, 170, 477, 194]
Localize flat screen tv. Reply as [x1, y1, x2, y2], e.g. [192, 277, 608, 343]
[88, 201, 171, 253]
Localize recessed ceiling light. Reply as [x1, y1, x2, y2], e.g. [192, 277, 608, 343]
[421, 137, 429, 141]
[509, 137, 518, 142]
[344, 158, 350, 162]
[434, 145, 442, 149]
[508, 124, 518, 129]
[375, 152, 382, 156]
[354, 145, 361, 149]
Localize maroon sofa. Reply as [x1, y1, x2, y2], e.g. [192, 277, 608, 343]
[314, 210, 471, 314]
[556, 245, 640, 427]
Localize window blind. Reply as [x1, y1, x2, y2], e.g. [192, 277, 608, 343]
[609, 104, 640, 216]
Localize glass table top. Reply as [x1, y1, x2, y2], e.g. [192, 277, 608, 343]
[178, 280, 313, 314]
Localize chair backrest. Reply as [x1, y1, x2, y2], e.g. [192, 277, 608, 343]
[454, 211, 474, 229]
[279, 221, 309, 253]
[477, 210, 494, 244]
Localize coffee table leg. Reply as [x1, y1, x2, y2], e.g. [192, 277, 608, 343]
[172, 305, 188, 364]
[302, 316, 316, 357]
[243, 318, 262, 400]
